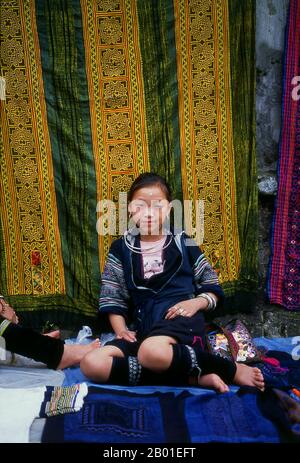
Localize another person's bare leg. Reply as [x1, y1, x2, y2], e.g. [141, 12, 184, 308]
[44, 330, 61, 339]
[273, 388, 300, 425]
[57, 339, 101, 369]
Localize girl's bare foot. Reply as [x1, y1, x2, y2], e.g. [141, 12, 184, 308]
[193, 373, 230, 393]
[44, 330, 61, 339]
[233, 363, 265, 391]
[57, 338, 101, 370]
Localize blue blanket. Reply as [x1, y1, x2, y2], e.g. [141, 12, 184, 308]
[42, 386, 280, 443]
[42, 388, 187, 443]
[41, 337, 300, 443]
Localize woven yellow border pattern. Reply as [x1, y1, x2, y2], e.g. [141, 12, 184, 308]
[175, 0, 240, 283]
[0, 0, 65, 295]
[81, 0, 150, 271]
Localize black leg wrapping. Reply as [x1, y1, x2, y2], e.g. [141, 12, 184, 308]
[192, 345, 237, 384]
[107, 346, 237, 387]
[164, 344, 198, 386]
[2, 323, 64, 370]
[166, 344, 237, 385]
[108, 356, 143, 385]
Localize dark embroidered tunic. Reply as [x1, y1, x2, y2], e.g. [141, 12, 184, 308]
[99, 231, 224, 337]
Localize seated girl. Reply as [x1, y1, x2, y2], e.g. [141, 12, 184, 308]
[80, 172, 264, 393]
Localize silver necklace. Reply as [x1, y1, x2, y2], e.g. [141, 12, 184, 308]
[123, 229, 173, 255]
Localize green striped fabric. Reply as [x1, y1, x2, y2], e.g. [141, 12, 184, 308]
[0, 0, 257, 329]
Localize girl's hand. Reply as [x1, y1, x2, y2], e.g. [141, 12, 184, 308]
[116, 329, 137, 342]
[165, 298, 206, 320]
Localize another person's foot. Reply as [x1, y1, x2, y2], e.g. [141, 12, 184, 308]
[195, 373, 230, 393]
[0, 297, 19, 324]
[44, 330, 61, 339]
[273, 388, 300, 427]
[57, 338, 101, 369]
[233, 363, 265, 391]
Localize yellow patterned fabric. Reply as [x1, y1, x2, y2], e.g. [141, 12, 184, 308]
[0, 0, 256, 328]
[80, 0, 150, 269]
[175, 0, 240, 284]
[0, 0, 65, 296]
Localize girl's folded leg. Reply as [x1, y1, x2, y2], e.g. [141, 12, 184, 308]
[191, 346, 265, 391]
[80, 339, 138, 383]
[142, 341, 265, 391]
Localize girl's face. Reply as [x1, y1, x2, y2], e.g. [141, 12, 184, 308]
[128, 185, 171, 236]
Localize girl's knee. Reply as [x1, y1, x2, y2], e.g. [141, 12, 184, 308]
[80, 350, 99, 377]
[80, 345, 125, 382]
[80, 350, 110, 382]
[137, 338, 172, 368]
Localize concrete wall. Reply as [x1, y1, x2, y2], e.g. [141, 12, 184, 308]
[215, 0, 300, 337]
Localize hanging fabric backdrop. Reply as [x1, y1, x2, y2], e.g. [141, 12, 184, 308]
[267, 0, 300, 312]
[0, 0, 257, 329]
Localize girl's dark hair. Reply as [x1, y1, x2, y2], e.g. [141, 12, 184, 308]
[128, 172, 172, 202]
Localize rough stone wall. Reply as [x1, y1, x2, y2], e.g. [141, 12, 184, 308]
[216, 0, 300, 337]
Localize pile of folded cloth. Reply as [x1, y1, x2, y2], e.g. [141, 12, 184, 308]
[0, 383, 88, 443]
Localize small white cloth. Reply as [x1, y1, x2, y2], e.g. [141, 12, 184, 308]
[42, 383, 88, 416]
[0, 386, 46, 443]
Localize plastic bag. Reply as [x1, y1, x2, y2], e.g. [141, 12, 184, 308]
[65, 326, 93, 345]
[76, 326, 93, 344]
[100, 332, 116, 345]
